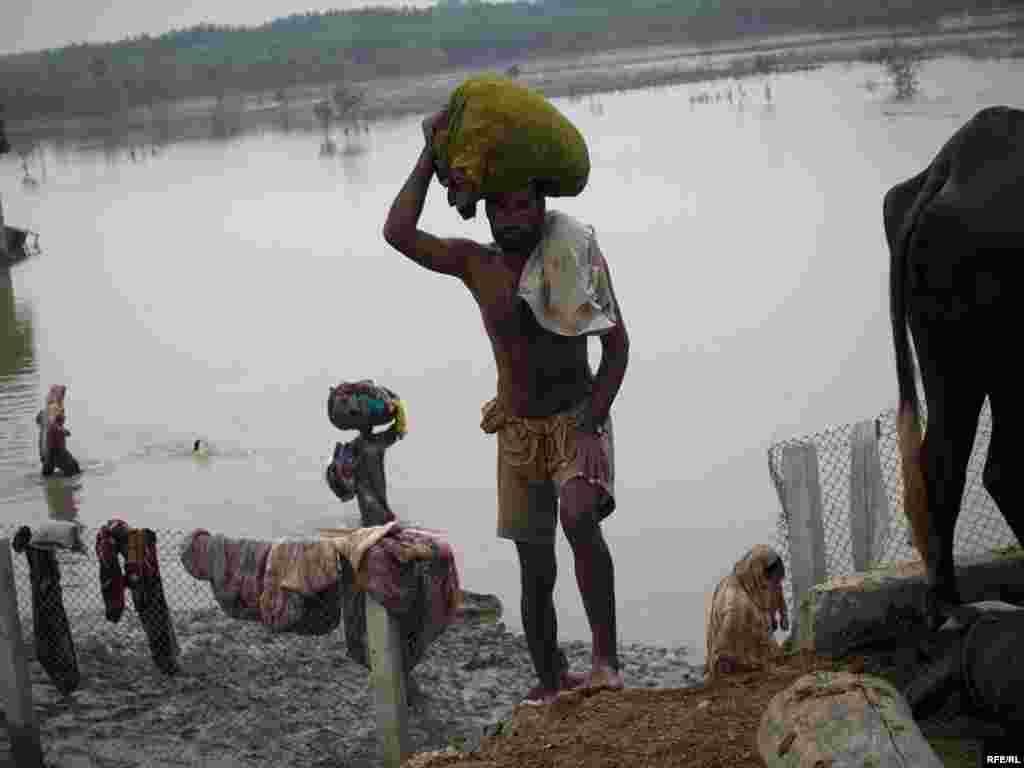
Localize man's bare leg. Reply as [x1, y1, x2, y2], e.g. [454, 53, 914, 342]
[515, 538, 561, 702]
[560, 479, 623, 690]
[514, 539, 587, 704]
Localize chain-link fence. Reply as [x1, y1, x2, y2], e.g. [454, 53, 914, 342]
[767, 399, 1018, 625]
[0, 521, 454, 767]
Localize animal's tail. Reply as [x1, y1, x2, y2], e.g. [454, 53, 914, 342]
[884, 167, 940, 565]
[887, 110, 990, 565]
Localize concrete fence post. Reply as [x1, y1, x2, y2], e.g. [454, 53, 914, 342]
[782, 443, 828, 641]
[0, 537, 45, 767]
[366, 594, 410, 767]
[849, 419, 890, 573]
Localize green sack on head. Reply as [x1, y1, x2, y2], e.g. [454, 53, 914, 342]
[432, 74, 590, 219]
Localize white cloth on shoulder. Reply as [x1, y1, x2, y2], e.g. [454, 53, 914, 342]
[516, 210, 618, 337]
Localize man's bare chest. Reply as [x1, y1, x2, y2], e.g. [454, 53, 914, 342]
[469, 252, 530, 338]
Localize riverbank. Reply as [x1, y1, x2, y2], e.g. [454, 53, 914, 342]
[6, 13, 1023, 149]
[0, 591, 702, 767]
[2, 588, 1011, 767]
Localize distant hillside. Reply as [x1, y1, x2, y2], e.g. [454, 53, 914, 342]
[0, 0, 1020, 121]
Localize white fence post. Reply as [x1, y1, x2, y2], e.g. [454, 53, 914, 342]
[0, 538, 45, 767]
[782, 443, 828, 640]
[849, 419, 890, 573]
[366, 594, 410, 768]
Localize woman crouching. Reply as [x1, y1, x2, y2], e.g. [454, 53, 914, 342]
[706, 544, 788, 679]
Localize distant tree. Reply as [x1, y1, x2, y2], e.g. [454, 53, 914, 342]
[0, 0, 1010, 121]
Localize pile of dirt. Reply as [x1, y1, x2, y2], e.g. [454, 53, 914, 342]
[405, 653, 841, 768]
[404, 649, 1007, 768]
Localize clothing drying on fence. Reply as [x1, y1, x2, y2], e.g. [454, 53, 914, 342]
[705, 544, 785, 680]
[178, 532, 270, 620]
[22, 520, 86, 553]
[316, 523, 460, 614]
[317, 523, 462, 672]
[12, 525, 81, 694]
[179, 529, 342, 635]
[179, 524, 460, 670]
[95, 519, 180, 675]
[262, 538, 342, 634]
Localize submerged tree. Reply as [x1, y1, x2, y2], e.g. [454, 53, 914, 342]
[875, 44, 923, 102]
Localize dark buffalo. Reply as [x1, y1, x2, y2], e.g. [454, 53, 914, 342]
[885, 105, 1024, 630]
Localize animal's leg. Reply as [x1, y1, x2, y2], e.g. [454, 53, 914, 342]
[920, 396, 983, 627]
[911, 313, 985, 629]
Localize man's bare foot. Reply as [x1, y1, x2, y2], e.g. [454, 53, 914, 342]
[521, 670, 587, 707]
[520, 683, 560, 707]
[587, 660, 624, 691]
[560, 670, 587, 691]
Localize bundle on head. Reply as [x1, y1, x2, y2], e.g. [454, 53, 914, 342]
[327, 379, 402, 432]
[430, 74, 590, 219]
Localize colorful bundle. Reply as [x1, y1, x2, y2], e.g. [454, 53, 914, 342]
[327, 379, 405, 433]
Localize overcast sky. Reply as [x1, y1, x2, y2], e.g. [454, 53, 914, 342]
[1, 0, 440, 56]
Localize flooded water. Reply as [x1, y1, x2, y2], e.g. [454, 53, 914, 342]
[2, 54, 1022, 660]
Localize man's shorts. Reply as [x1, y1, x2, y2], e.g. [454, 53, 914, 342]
[480, 397, 615, 541]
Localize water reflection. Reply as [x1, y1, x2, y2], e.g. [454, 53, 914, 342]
[0, 269, 35, 378]
[319, 137, 338, 157]
[16, 80, 376, 167]
[150, 102, 173, 145]
[210, 91, 244, 141]
[0, 269, 39, 468]
[865, 45, 924, 103]
[314, 82, 370, 160]
[17, 143, 46, 190]
[43, 476, 80, 521]
[274, 89, 294, 134]
[886, 57, 923, 102]
[687, 76, 777, 117]
[316, 105, 372, 183]
[336, 145, 369, 187]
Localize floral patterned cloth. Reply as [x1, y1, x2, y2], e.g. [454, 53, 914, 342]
[516, 211, 618, 337]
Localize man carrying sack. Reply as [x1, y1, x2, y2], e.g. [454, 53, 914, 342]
[382, 82, 629, 706]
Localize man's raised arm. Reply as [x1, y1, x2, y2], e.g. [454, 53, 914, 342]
[382, 111, 471, 281]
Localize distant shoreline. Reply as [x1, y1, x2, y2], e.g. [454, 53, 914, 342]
[357, 21, 1023, 119]
[7, 14, 1023, 146]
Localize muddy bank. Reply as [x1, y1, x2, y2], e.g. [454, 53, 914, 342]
[0, 592, 701, 767]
